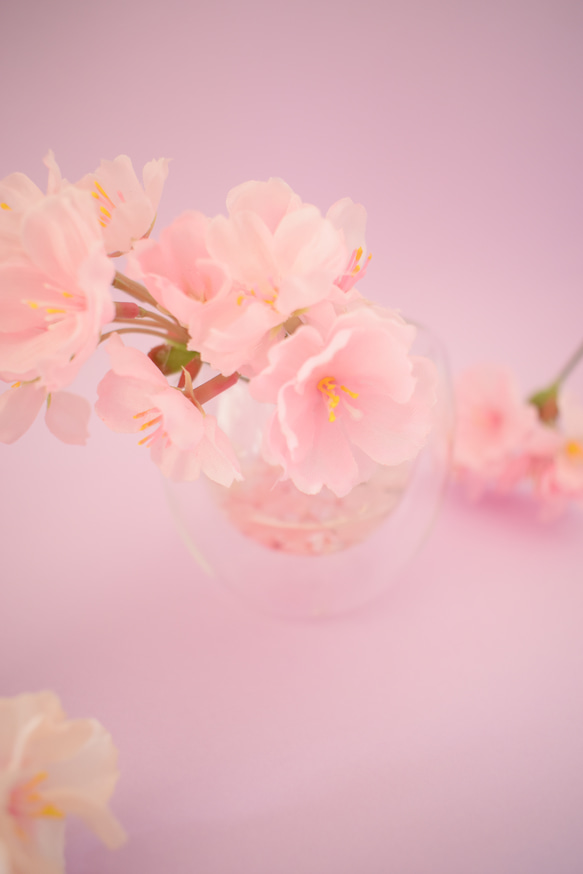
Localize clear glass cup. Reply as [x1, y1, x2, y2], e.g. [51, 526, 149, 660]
[165, 324, 453, 619]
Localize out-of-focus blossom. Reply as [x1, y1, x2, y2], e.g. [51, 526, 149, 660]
[95, 334, 242, 486]
[453, 364, 556, 493]
[0, 691, 125, 874]
[250, 307, 437, 496]
[534, 391, 583, 512]
[76, 156, 169, 256]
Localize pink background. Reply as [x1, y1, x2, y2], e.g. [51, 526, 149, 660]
[2, 1, 583, 871]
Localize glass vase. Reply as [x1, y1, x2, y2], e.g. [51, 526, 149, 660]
[165, 324, 453, 619]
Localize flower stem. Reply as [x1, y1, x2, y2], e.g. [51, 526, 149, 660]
[192, 371, 240, 406]
[112, 271, 159, 308]
[99, 327, 177, 345]
[553, 336, 583, 387]
[529, 336, 583, 422]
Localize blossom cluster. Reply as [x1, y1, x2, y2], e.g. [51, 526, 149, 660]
[453, 364, 583, 514]
[0, 692, 124, 874]
[0, 155, 437, 498]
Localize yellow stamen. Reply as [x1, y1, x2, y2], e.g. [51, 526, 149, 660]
[133, 409, 152, 418]
[0, 202, 11, 210]
[61, 291, 73, 298]
[317, 377, 359, 423]
[100, 206, 112, 218]
[26, 301, 39, 309]
[566, 440, 583, 460]
[45, 308, 66, 315]
[317, 376, 341, 423]
[355, 246, 363, 261]
[94, 180, 115, 207]
[11, 381, 21, 388]
[139, 416, 162, 431]
[37, 803, 64, 819]
[99, 220, 107, 227]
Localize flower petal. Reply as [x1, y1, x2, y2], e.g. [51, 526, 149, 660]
[45, 391, 91, 445]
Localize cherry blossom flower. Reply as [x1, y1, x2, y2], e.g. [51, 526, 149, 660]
[202, 179, 349, 374]
[95, 334, 242, 486]
[534, 391, 583, 512]
[249, 306, 437, 496]
[0, 692, 125, 874]
[453, 364, 557, 494]
[0, 187, 114, 442]
[127, 211, 231, 356]
[76, 155, 169, 256]
[0, 152, 62, 261]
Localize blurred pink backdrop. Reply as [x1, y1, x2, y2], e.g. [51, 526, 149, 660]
[1, 1, 582, 872]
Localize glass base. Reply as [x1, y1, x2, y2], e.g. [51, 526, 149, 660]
[165, 324, 453, 619]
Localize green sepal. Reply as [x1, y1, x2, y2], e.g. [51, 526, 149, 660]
[528, 382, 559, 424]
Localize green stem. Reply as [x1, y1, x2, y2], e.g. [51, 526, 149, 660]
[553, 336, 583, 387]
[529, 336, 583, 422]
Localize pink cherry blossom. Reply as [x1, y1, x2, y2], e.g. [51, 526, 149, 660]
[202, 179, 349, 374]
[534, 391, 583, 512]
[0, 186, 114, 443]
[127, 211, 231, 355]
[0, 691, 125, 874]
[76, 155, 169, 256]
[453, 364, 556, 494]
[0, 152, 62, 262]
[0, 382, 90, 445]
[249, 307, 437, 496]
[95, 334, 242, 486]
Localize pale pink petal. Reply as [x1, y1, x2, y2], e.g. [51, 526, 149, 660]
[43, 150, 64, 196]
[142, 157, 170, 211]
[226, 178, 302, 232]
[0, 381, 45, 443]
[208, 211, 278, 288]
[21, 188, 104, 288]
[95, 371, 161, 433]
[326, 197, 367, 254]
[77, 155, 169, 255]
[45, 391, 91, 445]
[102, 332, 167, 387]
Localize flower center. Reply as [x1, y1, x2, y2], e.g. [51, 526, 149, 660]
[134, 408, 164, 446]
[236, 279, 279, 310]
[91, 180, 124, 228]
[317, 377, 359, 423]
[9, 772, 64, 825]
